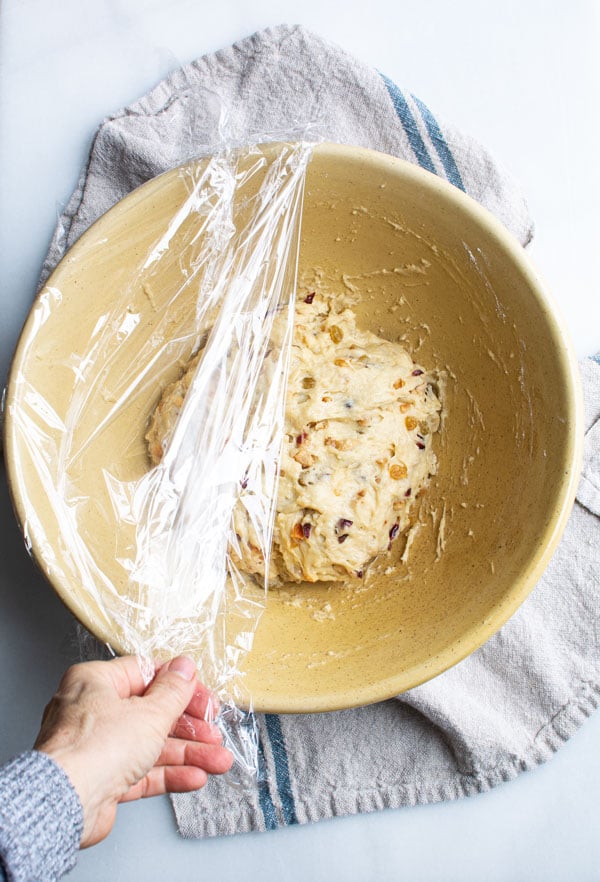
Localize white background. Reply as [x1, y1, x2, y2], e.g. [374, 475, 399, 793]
[1, 1, 599, 880]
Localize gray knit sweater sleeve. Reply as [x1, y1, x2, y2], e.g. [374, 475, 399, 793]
[0, 750, 83, 882]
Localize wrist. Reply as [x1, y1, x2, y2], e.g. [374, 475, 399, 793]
[37, 745, 108, 846]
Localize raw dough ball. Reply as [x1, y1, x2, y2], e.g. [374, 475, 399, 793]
[146, 291, 441, 583]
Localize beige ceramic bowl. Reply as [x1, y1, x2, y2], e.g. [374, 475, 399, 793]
[5, 143, 583, 713]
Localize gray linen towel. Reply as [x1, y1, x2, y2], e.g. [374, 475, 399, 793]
[38, 25, 599, 838]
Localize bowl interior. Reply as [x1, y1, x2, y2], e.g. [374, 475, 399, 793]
[5, 143, 582, 712]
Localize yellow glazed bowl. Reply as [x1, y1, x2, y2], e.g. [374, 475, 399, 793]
[4, 143, 583, 713]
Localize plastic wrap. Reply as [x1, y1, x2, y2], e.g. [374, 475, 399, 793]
[7, 139, 314, 782]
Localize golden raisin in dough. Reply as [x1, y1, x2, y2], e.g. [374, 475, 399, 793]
[146, 290, 441, 584]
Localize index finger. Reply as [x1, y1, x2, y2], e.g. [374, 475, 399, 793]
[185, 682, 219, 721]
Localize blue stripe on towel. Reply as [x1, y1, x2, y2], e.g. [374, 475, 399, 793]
[411, 93, 466, 191]
[264, 714, 298, 825]
[379, 73, 437, 174]
[257, 734, 279, 830]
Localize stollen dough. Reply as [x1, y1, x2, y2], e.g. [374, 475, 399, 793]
[146, 290, 441, 583]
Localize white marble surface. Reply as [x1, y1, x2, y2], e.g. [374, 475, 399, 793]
[1, 1, 599, 880]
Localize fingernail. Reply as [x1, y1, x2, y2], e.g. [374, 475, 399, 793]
[169, 656, 196, 681]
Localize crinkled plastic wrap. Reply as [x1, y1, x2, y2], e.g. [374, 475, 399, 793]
[7, 139, 314, 783]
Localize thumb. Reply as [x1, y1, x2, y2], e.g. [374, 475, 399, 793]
[142, 656, 197, 732]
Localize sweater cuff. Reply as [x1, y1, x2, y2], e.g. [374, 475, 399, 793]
[0, 750, 83, 882]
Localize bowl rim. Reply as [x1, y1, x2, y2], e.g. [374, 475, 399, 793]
[3, 141, 585, 713]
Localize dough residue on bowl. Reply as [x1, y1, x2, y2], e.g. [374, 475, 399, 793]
[146, 289, 441, 583]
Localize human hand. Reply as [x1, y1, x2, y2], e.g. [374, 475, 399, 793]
[34, 656, 233, 848]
